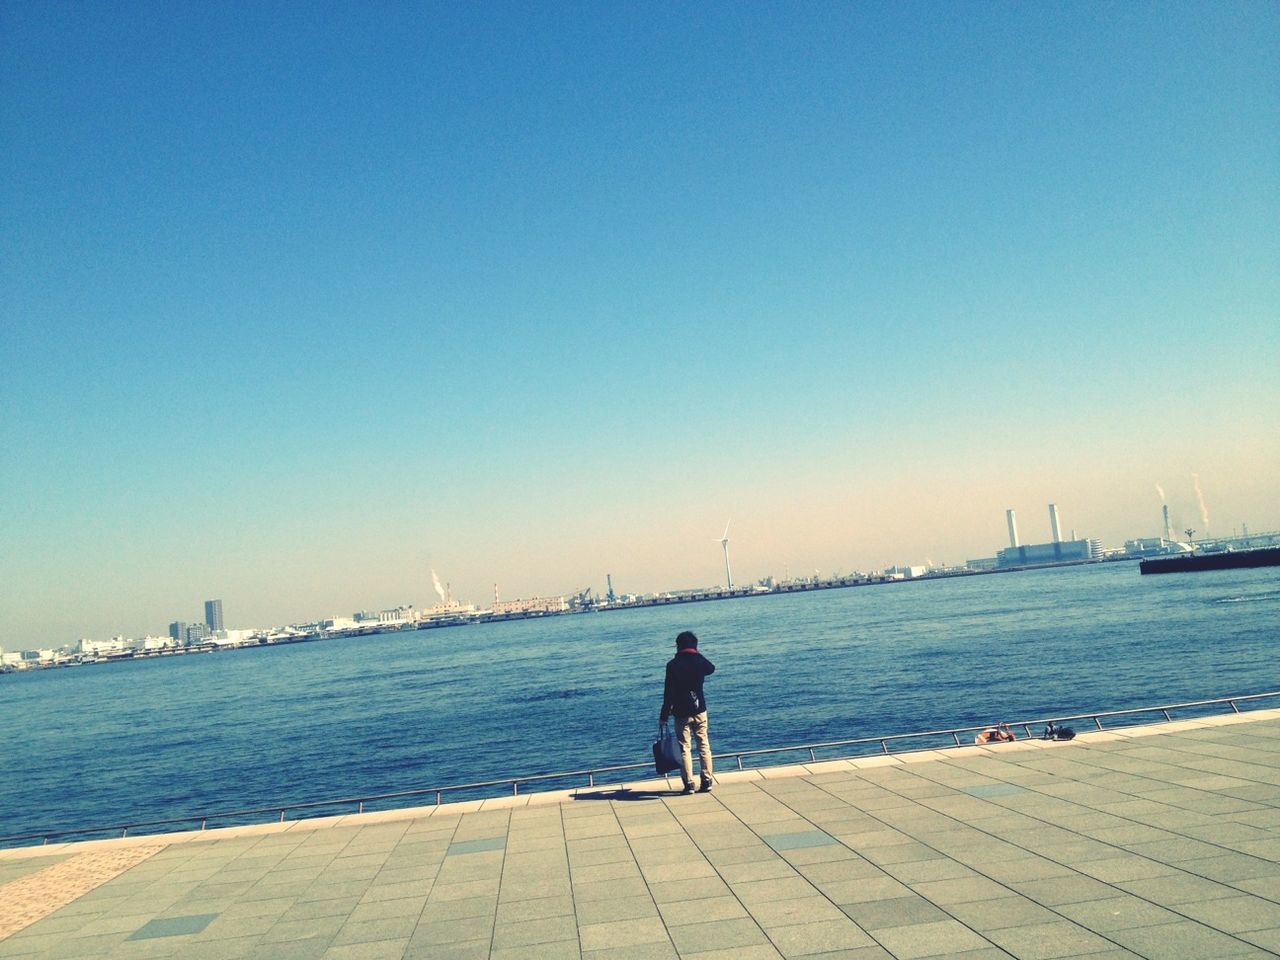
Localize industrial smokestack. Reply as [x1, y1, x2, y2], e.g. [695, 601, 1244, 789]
[1049, 503, 1062, 543]
[1162, 504, 1172, 542]
[1006, 509, 1019, 548]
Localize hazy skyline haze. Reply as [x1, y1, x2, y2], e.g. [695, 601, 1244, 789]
[2, 2, 1277, 646]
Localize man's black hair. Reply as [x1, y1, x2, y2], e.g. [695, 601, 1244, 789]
[676, 630, 698, 648]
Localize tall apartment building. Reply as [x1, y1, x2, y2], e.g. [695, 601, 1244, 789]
[204, 599, 224, 632]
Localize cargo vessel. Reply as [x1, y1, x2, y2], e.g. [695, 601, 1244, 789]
[1139, 547, 1280, 575]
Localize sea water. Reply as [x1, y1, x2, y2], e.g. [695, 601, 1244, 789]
[1, 562, 1276, 840]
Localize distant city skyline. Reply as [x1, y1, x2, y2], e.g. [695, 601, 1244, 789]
[2, 3, 1277, 649]
[6, 499, 1275, 651]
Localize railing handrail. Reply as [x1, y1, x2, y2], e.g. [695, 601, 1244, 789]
[4, 691, 1277, 847]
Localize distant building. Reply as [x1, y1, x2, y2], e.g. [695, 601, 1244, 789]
[130, 636, 171, 652]
[492, 596, 568, 615]
[169, 621, 187, 643]
[997, 539, 1095, 568]
[886, 565, 927, 579]
[205, 599, 224, 632]
[186, 622, 212, 645]
[965, 557, 998, 571]
[1124, 538, 1192, 558]
[78, 637, 127, 656]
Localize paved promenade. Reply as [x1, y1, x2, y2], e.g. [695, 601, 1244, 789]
[3, 711, 1280, 959]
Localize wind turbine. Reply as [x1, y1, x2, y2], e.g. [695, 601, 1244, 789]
[715, 521, 733, 590]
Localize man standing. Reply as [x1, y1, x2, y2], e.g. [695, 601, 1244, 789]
[659, 630, 716, 794]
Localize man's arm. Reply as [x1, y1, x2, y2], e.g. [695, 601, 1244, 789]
[659, 662, 673, 724]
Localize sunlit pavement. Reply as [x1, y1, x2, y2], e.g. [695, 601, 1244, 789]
[4, 710, 1280, 959]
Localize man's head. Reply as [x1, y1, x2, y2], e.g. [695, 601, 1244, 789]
[676, 630, 698, 649]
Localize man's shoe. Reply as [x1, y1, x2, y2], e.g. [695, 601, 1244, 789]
[681, 784, 695, 795]
[698, 780, 713, 793]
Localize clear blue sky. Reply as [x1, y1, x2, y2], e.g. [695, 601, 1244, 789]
[3, 2, 1277, 647]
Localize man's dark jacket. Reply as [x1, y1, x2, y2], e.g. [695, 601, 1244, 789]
[660, 649, 716, 723]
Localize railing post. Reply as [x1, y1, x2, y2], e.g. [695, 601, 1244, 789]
[435, 791, 441, 806]
[279, 809, 286, 822]
[736, 757, 743, 770]
[880, 741, 888, 754]
[358, 801, 364, 814]
[1161, 710, 1171, 721]
[1094, 717, 1104, 730]
[808, 748, 816, 762]
[200, 819, 207, 831]
[952, 733, 961, 746]
[588, 773, 594, 787]
[1230, 700, 1241, 713]
[122, 827, 128, 838]
[513, 781, 519, 796]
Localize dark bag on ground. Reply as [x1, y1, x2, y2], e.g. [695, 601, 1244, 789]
[1043, 723, 1076, 741]
[653, 729, 680, 774]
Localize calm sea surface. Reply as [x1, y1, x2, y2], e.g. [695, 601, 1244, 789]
[2, 562, 1277, 840]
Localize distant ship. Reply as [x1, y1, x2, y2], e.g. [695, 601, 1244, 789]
[1140, 546, 1280, 575]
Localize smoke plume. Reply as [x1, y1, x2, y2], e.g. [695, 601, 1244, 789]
[1192, 474, 1210, 530]
[431, 568, 446, 602]
[1155, 484, 1166, 502]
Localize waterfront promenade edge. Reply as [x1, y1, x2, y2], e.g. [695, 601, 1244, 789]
[3, 710, 1280, 958]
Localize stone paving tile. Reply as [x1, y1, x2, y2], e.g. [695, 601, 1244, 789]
[1053, 894, 1182, 932]
[319, 940, 409, 960]
[577, 916, 671, 953]
[576, 895, 660, 926]
[983, 919, 1118, 959]
[403, 940, 489, 960]
[658, 895, 750, 926]
[668, 917, 771, 954]
[864, 918, 994, 958]
[491, 914, 578, 949]
[328, 914, 418, 946]
[1114, 871, 1246, 904]
[246, 937, 331, 960]
[908, 875, 1010, 905]
[839, 895, 950, 931]
[813, 875, 913, 904]
[581, 943, 679, 960]
[941, 894, 1062, 931]
[494, 893, 574, 923]
[743, 895, 847, 928]
[1105, 920, 1275, 959]
[764, 918, 876, 957]
[1174, 894, 1280, 933]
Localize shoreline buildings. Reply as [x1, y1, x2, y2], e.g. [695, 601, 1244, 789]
[997, 503, 1100, 569]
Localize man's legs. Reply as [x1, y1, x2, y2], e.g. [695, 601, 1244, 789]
[691, 711, 713, 788]
[675, 715, 695, 789]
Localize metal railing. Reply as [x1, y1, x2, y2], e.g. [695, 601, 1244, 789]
[4, 691, 1277, 848]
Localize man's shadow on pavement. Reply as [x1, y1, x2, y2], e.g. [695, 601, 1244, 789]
[573, 786, 678, 802]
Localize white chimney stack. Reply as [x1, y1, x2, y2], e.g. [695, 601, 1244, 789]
[1049, 503, 1062, 543]
[1163, 504, 1173, 541]
[1006, 509, 1019, 548]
